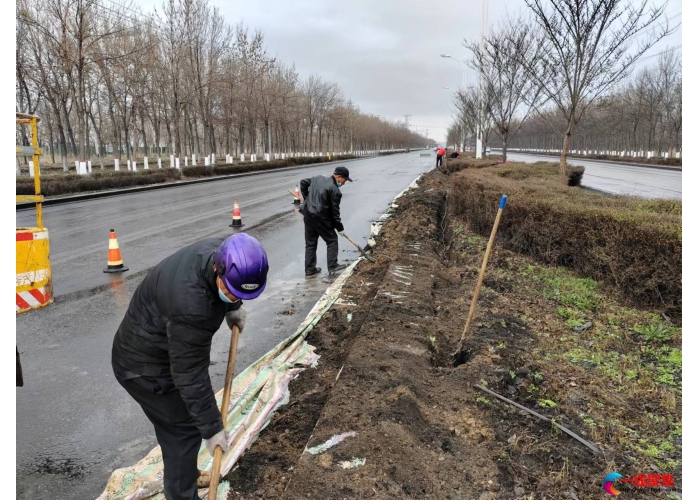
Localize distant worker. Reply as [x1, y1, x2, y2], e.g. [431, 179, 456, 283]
[436, 146, 447, 167]
[111, 233, 269, 500]
[449, 149, 460, 159]
[299, 166, 353, 277]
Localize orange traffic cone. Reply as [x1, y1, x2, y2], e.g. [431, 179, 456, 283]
[103, 229, 129, 273]
[229, 199, 245, 228]
[292, 185, 301, 205]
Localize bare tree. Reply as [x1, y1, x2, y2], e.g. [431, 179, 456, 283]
[508, 49, 681, 157]
[467, 15, 544, 162]
[17, 0, 432, 172]
[521, 0, 676, 182]
[453, 86, 494, 154]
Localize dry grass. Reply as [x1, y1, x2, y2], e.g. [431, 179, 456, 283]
[447, 227, 682, 485]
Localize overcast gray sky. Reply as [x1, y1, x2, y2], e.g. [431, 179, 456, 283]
[143, 0, 681, 142]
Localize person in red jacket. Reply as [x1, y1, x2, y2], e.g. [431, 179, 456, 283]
[435, 147, 446, 168]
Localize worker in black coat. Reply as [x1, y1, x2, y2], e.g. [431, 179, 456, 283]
[111, 233, 269, 500]
[299, 165, 353, 277]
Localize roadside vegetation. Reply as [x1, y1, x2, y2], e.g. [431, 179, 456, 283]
[509, 150, 682, 168]
[446, 157, 682, 311]
[227, 161, 682, 498]
[16, 154, 359, 197]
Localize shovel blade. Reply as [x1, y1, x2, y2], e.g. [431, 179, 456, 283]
[360, 250, 376, 263]
[451, 340, 471, 367]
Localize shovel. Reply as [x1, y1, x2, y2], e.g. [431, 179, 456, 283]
[340, 232, 376, 263]
[207, 324, 241, 499]
[452, 195, 507, 366]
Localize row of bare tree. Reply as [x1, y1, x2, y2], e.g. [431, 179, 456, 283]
[446, 0, 678, 182]
[16, 0, 430, 172]
[507, 51, 681, 156]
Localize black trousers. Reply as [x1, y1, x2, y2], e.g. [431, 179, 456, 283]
[115, 369, 202, 500]
[304, 216, 338, 271]
[436, 154, 444, 167]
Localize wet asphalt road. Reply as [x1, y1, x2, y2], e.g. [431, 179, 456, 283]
[505, 152, 682, 199]
[15, 152, 434, 500]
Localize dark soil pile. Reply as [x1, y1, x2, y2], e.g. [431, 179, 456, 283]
[224, 168, 681, 499]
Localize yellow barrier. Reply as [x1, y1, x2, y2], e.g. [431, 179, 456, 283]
[16, 113, 53, 314]
[16, 228, 53, 313]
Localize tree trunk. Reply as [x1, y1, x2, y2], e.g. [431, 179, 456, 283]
[139, 110, 148, 158]
[88, 112, 105, 170]
[155, 121, 162, 160]
[61, 100, 78, 157]
[501, 135, 507, 163]
[122, 116, 131, 160]
[560, 130, 572, 184]
[192, 116, 201, 155]
[165, 117, 172, 156]
[50, 100, 69, 171]
[48, 122, 56, 165]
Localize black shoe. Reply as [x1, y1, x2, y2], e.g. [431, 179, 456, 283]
[305, 267, 322, 277]
[328, 263, 348, 274]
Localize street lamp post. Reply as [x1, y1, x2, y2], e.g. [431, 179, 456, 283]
[440, 54, 467, 90]
[475, 0, 489, 159]
[440, 54, 469, 152]
[441, 0, 489, 158]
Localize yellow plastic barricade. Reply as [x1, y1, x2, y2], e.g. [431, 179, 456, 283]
[16, 113, 53, 314]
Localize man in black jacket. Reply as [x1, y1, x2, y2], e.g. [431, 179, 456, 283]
[299, 166, 352, 277]
[112, 233, 269, 500]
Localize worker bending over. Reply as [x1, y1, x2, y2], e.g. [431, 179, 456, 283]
[299, 165, 353, 277]
[112, 233, 269, 500]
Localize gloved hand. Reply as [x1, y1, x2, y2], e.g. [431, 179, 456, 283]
[205, 429, 230, 456]
[338, 231, 345, 237]
[225, 307, 247, 332]
[337, 223, 345, 233]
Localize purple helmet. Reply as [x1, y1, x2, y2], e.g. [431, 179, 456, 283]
[214, 233, 269, 300]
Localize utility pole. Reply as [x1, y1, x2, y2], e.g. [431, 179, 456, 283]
[403, 115, 411, 128]
[475, 0, 489, 159]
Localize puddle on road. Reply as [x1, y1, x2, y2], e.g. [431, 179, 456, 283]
[108, 274, 130, 310]
[25, 456, 90, 480]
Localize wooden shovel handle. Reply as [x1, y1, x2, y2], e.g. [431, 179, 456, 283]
[208, 325, 241, 499]
[341, 232, 360, 248]
[459, 195, 507, 342]
[288, 189, 304, 202]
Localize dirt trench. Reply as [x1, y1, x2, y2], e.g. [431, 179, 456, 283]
[225, 170, 678, 499]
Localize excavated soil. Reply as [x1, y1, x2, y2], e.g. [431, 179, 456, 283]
[225, 170, 681, 499]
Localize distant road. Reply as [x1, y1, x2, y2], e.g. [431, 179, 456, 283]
[503, 151, 682, 200]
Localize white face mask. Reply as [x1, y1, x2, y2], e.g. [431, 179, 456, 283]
[218, 287, 234, 303]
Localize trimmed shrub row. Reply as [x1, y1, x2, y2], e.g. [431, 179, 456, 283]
[511, 151, 682, 167]
[448, 162, 681, 310]
[16, 169, 182, 197]
[16, 154, 358, 197]
[444, 156, 586, 186]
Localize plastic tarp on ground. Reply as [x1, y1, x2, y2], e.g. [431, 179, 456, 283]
[97, 173, 425, 500]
